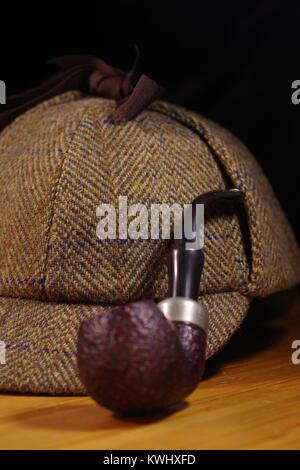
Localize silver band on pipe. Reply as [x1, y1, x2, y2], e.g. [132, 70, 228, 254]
[158, 297, 208, 334]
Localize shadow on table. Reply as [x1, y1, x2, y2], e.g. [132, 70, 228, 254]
[5, 396, 188, 431]
[204, 287, 299, 380]
[6, 289, 298, 430]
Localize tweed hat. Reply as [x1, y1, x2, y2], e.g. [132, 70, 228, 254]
[0, 66, 299, 395]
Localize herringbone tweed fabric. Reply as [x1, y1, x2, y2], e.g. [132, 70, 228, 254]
[0, 91, 299, 394]
[0, 292, 249, 394]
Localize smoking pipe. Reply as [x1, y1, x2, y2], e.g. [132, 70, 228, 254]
[77, 189, 243, 415]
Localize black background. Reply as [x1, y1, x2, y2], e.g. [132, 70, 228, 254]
[1, 0, 299, 239]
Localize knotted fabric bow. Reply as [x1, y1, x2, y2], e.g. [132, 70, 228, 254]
[0, 51, 164, 132]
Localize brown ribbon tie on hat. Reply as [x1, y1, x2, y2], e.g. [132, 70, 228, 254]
[0, 51, 164, 132]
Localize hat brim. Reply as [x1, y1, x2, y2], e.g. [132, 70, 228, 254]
[0, 292, 250, 395]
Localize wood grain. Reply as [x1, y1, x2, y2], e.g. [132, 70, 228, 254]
[0, 289, 299, 450]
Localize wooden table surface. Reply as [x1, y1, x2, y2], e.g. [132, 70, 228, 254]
[0, 289, 299, 450]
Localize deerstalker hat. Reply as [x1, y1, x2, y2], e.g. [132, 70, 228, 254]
[0, 56, 299, 394]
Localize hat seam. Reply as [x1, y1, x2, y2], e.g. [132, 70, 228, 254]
[0, 91, 83, 140]
[0, 286, 250, 307]
[42, 102, 97, 300]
